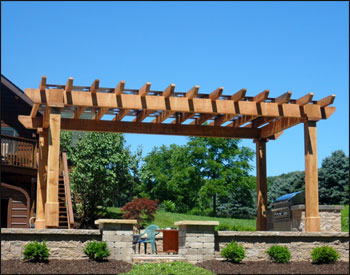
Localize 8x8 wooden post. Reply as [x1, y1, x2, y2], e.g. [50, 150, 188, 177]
[35, 128, 49, 229]
[255, 139, 267, 231]
[45, 108, 61, 228]
[304, 121, 321, 232]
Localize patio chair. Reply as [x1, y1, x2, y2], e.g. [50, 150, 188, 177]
[134, 224, 160, 254]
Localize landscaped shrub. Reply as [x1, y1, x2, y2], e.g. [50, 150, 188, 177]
[161, 200, 176, 213]
[187, 207, 212, 216]
[221, 241, 246, 263]
[215, 224, 256, 232]
[266, 245, 291, 263]
[84, 241, 110, 261]
[215, 224, 231, 231]
[311, 246, 340, 264]
[23, 240, 49, 262]
[121, 198, 158, 229]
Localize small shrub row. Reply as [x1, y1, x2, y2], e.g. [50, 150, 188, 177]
[22, 240, 110, 262]
[215, 224, 256, 232]
[221, 242, 340, 264]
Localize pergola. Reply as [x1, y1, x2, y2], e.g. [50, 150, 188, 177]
[18, 76, 336, 232]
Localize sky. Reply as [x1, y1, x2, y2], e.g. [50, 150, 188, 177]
[1, 1, 349, 176]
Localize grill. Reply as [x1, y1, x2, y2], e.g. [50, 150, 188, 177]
[267, 191, 305, 231]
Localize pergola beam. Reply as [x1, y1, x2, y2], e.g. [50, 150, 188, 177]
[18, 116, 260, 139]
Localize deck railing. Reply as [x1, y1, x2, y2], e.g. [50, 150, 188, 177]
[1, 135, 37, 168]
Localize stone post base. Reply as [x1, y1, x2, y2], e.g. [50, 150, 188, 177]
[175, 220, 219, 263]
[95, 219, 137, 263]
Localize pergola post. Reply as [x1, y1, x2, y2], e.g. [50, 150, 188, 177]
[45, 108, 61, 228]
[255, 139, 267, 231]
[304, 121, 321, 232]
[35, 128, 48, 229]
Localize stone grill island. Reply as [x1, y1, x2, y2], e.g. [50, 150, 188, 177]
[265, 191, 344, 232]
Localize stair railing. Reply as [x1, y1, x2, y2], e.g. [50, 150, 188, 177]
[61, 152, 74, 228]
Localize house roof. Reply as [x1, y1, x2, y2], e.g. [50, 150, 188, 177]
[1, 74, 39, 138]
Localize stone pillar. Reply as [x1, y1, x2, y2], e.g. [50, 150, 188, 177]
[175, 221, 219, 263]
[304, 121, 321, 232]
[95, 219, 137, 263]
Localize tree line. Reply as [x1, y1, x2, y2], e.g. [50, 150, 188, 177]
[60, 131, 349, 228]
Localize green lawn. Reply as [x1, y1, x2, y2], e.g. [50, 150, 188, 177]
[106, 207, 255, 229]
[341, 205, 349, 232]
[119, 261, 214, 275]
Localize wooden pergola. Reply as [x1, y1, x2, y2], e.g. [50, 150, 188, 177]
[18, 76, 336, 231]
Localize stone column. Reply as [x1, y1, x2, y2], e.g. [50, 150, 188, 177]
[95, 219, 137, 263]
[175, 221, 219, 263]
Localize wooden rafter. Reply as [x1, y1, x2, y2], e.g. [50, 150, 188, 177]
[170, 85, 200, 124]
[133, 82, 152, 122]
[113, 109, 129, 122]
[317, 94, 335, 107]
[191, 87, 223, 125]
[296, 93, 314, 105]
[73, 106, 85, 120]
[209, 88, 246, 126]
[90, 79, 99, 94]
[152, 84, 176, 123]
[227, 90, 270, 128]
[245, 91, 292, 128]
[114, 80, 125, 95]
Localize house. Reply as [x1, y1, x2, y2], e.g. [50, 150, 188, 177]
[1, 74, 39, 228]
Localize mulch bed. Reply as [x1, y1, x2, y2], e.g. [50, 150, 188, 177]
[197, 260, 350, 275]
[1, 259, 133, 274]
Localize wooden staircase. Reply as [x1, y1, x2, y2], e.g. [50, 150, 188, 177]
[58, 177, 68, 228]
[58, 152, 74, 229]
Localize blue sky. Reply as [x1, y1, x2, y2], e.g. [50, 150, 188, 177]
[2, 1, 349, 176]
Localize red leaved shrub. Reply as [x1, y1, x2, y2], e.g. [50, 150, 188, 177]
[121, 198, 158, 229]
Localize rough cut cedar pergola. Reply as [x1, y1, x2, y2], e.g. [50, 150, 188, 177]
[18, 76, 336, 231]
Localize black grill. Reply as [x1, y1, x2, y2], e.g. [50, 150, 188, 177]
[267, 191, 305, 231]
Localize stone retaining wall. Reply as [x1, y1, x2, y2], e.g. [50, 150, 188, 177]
[1, 228, 101, 260]
[216, 231, 349, 262]
[2, 223, 348, 264]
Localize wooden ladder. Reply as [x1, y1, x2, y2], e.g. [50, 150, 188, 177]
[58, 152, 74, 229]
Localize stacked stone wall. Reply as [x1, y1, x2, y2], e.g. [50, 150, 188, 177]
[216, 231, 349, 262]
[1, 228, 100, 260]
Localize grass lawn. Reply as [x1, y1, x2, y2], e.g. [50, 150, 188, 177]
[119, 261, 214, 275]
[341, 205, 349, 232]
[106, 207, 256, 229]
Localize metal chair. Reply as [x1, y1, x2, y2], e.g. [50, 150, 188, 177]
[134, 224, 160, 254]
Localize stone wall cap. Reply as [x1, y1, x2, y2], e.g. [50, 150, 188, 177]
[95, 219, 137, 225]
[290, 204, 344, 211]
[174, 221, 219, 226]
[217, 231, 349, 238]
[0, 228, 100, 235]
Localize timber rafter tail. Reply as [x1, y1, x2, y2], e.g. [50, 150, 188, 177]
[19, 76, 336, 140]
